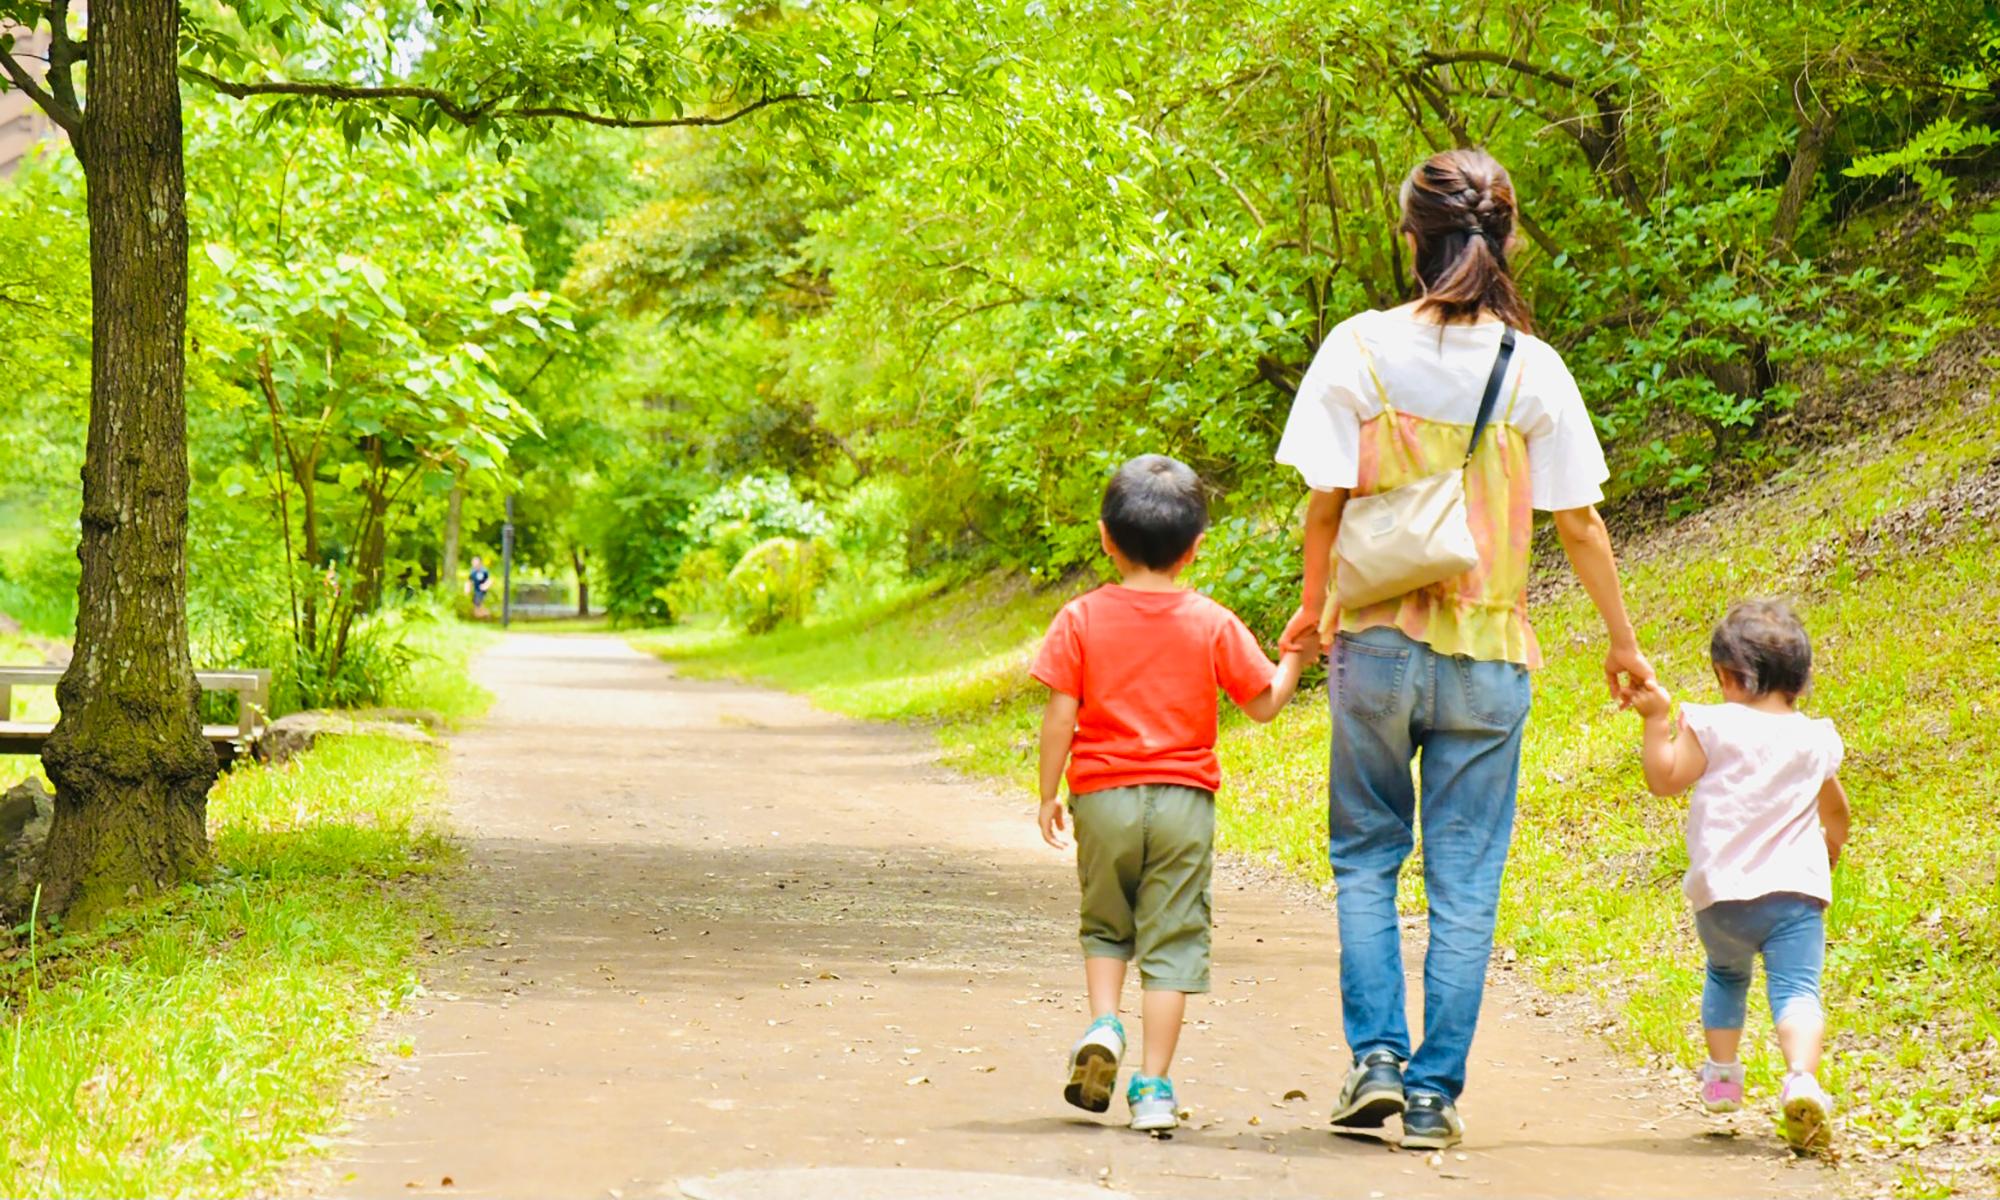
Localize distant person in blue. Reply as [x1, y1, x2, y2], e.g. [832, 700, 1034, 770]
[469, 556, 492, 619]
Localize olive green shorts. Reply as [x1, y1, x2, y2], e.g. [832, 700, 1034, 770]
[1071, 783, 1215, 993]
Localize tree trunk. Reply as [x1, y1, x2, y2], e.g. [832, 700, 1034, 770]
[350, 439, 390, 615]
[442, 480, 462, 601]
[38, 0, 216, 924]
[1770, 85, 1838, 255]
[571, 544, 588, 616]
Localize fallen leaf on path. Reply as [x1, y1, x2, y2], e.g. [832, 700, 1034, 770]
[1284, 1089, 1308, 1101]
[442, 1178, 454, 1187]
[906, 1076, 929, 1085]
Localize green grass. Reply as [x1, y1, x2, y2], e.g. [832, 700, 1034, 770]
[501, 614, 615, 633]
[644, 380, 2000, 1193]
[0, 615, 493, 1196]
[0, 736, 454, 1196]
[376, 610, 498, 723]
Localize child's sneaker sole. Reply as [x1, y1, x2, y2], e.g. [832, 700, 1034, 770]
[1783, 1094, 1831, 1154]
[1129, 1103, 1179, 1132]
[1065, 1045, 1119, 1113]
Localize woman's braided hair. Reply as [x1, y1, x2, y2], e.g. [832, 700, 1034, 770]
[1398, 149, 1534, 332]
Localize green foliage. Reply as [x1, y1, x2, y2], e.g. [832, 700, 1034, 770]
[684, 475, 832, 565]
[1184, 513, 1300, 649]
[723, 535, 831, 633]
[0, 535, 78, 640]
[186, 101, 556, 688]
[821, 478, 913, 611]
[596, 464, 702, 626]
[660, 474, 835, 626]
[563, 142, 826, 320]
[1896, 201, 2000, 352]
[1846, 117, 2000, 211]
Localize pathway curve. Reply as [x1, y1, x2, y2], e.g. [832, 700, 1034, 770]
[318, 634, 1832, 1198]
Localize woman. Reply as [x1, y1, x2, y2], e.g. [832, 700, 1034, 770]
[1274, 149, 1653, 1149]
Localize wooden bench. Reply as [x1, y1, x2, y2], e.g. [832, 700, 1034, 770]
[0, 665, 271, 765]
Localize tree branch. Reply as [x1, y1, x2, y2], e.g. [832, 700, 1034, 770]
[0, 43, 78, 133]
[1418, 49, 1583, 93]
[182, 68, 923, 130]
[44, 0, 82, 119]
[0, 280, 49, 309]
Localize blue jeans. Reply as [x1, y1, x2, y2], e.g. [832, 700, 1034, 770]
[1693, 893, 1825, 1030]
[1327, 626, 1531, 1100]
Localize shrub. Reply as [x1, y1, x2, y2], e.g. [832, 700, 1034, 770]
[724, 537, 830, 633]
[595, 465, 701, 626]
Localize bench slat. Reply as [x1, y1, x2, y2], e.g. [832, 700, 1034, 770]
[0, 666, 271, 740]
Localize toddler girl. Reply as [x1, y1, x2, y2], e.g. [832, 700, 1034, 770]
[1630, 599, 1850, 1153]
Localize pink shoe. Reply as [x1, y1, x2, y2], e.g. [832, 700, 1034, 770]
[1696, 1061, 1744, 1113]
[1780, 1073, 1833, 1154]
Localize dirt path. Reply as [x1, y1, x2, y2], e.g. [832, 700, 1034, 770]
[318, 634, 1836, 1198]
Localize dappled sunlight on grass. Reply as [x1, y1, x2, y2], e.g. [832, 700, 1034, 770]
[0, 731, 466, 1196]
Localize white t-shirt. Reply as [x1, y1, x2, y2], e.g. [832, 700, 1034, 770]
[1678, 702, 1844, 911]
[1275, 309, 1610, 511]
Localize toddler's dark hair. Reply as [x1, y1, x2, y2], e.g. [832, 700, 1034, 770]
[1101, 454, 1208, 571]
[1710, 599, 1813, 699]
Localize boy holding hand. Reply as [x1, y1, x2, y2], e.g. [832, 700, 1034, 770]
[1032, 454, 1315, 1131]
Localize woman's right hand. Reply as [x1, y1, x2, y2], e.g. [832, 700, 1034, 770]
[1604, 642, 1655, 708]
[1279, 604, 1321, 654]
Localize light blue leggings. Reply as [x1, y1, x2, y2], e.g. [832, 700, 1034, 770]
[1693, 892, 1826, 1030]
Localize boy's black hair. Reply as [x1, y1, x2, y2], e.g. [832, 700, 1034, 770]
[1101, 454, 1208, 571]
[1710, 598, 1813, 699]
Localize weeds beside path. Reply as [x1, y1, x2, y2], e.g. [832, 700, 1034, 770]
[0, 618, 489, 1197]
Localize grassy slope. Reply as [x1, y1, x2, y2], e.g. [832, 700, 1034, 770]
[0, 622, 493, 1197]
[645, 380, 2000, 1195]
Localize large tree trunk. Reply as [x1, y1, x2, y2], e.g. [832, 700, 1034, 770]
[38, 0, 216, 924]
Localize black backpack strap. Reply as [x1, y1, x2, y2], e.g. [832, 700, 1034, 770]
[1464, 325, 1517, 466]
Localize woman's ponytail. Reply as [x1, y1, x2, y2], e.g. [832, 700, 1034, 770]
[1399, 149, 1533, 332]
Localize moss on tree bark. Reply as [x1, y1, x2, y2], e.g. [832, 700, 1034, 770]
[35, 0, 217, 925]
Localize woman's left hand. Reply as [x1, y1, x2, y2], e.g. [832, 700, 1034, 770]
[1279, 604, 1320, 654]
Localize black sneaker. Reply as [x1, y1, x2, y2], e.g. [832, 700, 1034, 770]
[1400, 1092, 1464, 1149]
[1329, 1049, 1406, 1128]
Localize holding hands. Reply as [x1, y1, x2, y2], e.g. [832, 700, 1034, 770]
[1606, 641, 1658, 710]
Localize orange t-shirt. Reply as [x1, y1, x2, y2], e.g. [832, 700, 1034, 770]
[1030, 585, 1278, 795]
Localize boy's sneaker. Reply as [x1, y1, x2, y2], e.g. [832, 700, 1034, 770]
[1329, 1049, 1406, 1129]
[1064, 1015, 1126, 1113]
[1127, 1073, 1179, 1132]
[1780, 1073, 1834, 1154]
[1400, 1092, 1464, 1150]
[1697, 1060, 1746, 1113]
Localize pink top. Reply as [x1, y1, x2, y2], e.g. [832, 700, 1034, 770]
[1678, 703, 1844, 911]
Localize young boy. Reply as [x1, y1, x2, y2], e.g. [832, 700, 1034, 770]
[1031, 454, 1315, 1132]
